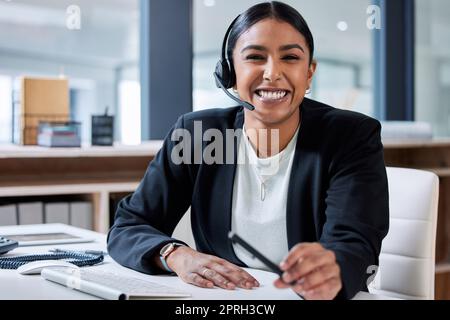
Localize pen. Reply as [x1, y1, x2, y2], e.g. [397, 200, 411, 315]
[228, 232, 305, 299]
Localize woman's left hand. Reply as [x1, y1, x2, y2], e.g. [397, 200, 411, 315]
[274, 243, 342, 300]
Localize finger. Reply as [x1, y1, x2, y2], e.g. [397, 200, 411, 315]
[273, 277, 290, 288]
[212, 264, 254, 289]
[214, 261, 259, 288]
[283, 250, 336, 284]
[186, 272, 214, 288]
[294, 264, 340, 292]
[236, 269, 260, 288]
[280, 243, 322, 271]
[302, 277, 342, 300]
[216, 258, 259, 283]
[274, 274, 308, 290]
[200, 268, 235, 290]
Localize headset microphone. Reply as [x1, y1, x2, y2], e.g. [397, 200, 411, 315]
[214, 14, 256, 112]
[213, 72, 255, 111]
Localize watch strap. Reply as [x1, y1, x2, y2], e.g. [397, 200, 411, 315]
[160, 255, 174, 273]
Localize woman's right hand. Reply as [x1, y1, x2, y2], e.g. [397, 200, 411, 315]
[165, 246, 260, 290]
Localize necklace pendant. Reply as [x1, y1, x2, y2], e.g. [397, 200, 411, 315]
[261, 182, 266, 201]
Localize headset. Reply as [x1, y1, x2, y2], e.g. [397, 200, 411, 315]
[213, 15, 256, 111]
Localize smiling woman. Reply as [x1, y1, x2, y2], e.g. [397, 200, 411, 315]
[108, 1, 389, 301]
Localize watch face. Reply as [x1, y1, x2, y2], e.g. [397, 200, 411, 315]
[160, 243, 174, 257]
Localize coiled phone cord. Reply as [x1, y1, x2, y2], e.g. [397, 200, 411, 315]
[0, 249, 104, 270]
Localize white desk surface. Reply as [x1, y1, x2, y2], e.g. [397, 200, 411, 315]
[0, 224, 393, 300]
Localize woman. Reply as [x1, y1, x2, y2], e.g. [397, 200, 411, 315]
[107, 1, 389, 300]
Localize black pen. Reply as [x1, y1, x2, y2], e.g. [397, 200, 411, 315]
[228, 231, 305, 299]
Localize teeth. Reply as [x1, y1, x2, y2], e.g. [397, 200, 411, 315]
[257, 90, 288, 100]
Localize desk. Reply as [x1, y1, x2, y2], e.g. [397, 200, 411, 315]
[0, 224, 394, 300]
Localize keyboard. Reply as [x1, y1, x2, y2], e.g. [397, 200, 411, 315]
[41, 267, 191, 300]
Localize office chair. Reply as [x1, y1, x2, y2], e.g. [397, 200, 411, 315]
[368, 167, 439, 300]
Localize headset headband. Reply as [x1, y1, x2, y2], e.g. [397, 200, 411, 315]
[221, 15, 241, 63]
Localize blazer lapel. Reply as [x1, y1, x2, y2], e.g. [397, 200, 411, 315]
[286, 100, 320, 248]
[206, 107, 245, 265]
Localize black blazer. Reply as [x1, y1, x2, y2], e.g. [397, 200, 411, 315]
[107, 98, 389, 299]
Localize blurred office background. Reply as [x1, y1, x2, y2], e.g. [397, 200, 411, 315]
[0, 0, 140, 145]
[0, 0, 449, 143]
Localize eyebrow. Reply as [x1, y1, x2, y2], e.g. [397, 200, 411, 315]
[240, 44, 305, 53]
[280, 44, 305, 53]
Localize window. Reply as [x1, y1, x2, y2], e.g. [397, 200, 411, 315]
[0, 0, 140, 144]
[193, 0, 374, 117]
[415, 0, 450, 137]
[0, 75, 12, 143]
[119, 80, 141, 145]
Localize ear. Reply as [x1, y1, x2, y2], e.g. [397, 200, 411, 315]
[307, 59, 317, 88]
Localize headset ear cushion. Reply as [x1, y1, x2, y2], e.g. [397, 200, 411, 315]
[215, 60, 232, 89]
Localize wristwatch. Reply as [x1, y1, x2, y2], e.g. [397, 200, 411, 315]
[159, 242, 185, 273]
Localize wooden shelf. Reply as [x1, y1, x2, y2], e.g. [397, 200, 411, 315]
[0, 144, 159, 187]
[0, 177, 140, 188]
[0, 181, 139, 234]
[0, 180, 139, 197]
[383, 138, 450, 149]
[417, 168, 450, 177]
[436, 263, 450, 274]
[0, 141, 163, 159]
[0, 143, 157, 234]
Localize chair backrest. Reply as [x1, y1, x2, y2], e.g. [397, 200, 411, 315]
[369, 167, 439, 299]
